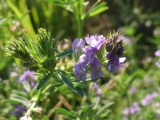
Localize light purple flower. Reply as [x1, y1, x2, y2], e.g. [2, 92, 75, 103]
[82, 46, 96, 64]
[72, 38, 85, 60]
[10, 71, 18, 77]
[122, 107, 130, 116]
[122, 102, 141, 116]
[18, 70, 37, 83]
[78, 54, 90, 65]
[73, 62, 87, 81]
[12, 105, 26, 117]
[141, 93, 157, 106]
[30, 81, 36, 88]
[156, 59, 160, 68]
[90, 57, 103, 79]
[90, 80, 102, 98]
[129, 86, 137, 94]
[155, 50, 160, 57]
[85, 35, 105, 51]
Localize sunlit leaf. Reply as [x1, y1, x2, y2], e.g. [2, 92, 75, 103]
[37, 72, 53, 90]
[57, 71, 84, 97]
[1, 99, 20, 104]
[96, 102, 114, 115]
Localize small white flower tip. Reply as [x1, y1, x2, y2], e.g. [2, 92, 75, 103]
[20, 116, 32, 120]
[119, 57, 126, 63]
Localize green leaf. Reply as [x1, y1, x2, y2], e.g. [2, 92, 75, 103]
[93, 97, 100, 110]
[37, 72, 53, 90]
[96, 102, 114, 115]
[89, 7, 108, 17]
[1, 99, 20, 104]
[22, 81, 31, 92]
[75, 87, 84, 97]
[56, 49, 73, 58]
[89, 2, 108, 17]
[57, 71, 84, 97]
[10, 94, 30, 102]
[72, 82, 86, 88]
[11, 90, 27, 98]
[57, 71, 75, 89]
[54, 108, 74, 117]
[10, 94, 31, 106]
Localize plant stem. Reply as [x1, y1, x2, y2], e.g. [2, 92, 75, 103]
[25, 91, 41, 117]
[25, 101, 37, 116]
[77, 17, 83, 38]
[76, 1, 83, 38]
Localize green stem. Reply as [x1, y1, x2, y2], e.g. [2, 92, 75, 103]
[25, 101, 37, 117]
[76, 0, 83, 38]
[25, 91, 41, 117]
[76, 16, 83, 38]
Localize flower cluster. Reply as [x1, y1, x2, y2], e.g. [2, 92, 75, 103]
[141, 93, 157, 106]
[72, 32, 125, 81]
[122, 102, 141, 116]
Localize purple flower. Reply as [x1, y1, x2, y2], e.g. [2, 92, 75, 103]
[72, 38, 85, 60]
[107, 55, 120, 73]
[129, 86, 137, 94]
[107, 43, 118, 58]
[78, 54, 89, 65]
[85, 35, 105, 51]
[122, 107, 130, 116]
[90, 80, 102, 98]
[73, 62, 87, 81]
[72, 32, 125, 80]
[105, 33, 126, 73]
[82, 46, 96, 65]
[117, 47, 124, 56]
[90, 57, 103, 79]
[156, 59, 160, 68]
[155, 50, 160, 57]
[131, 102, 141, 114]
[18, 70, 37, 83]
[122, 102, 141, 116]
[107, 55, 126, 73]
[30, 81, 36, 88]
[141, 93, 157, 106]
[12, 105, 26, 117]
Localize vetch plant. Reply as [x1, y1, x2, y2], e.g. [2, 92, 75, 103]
[5, 29, 126, 119]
